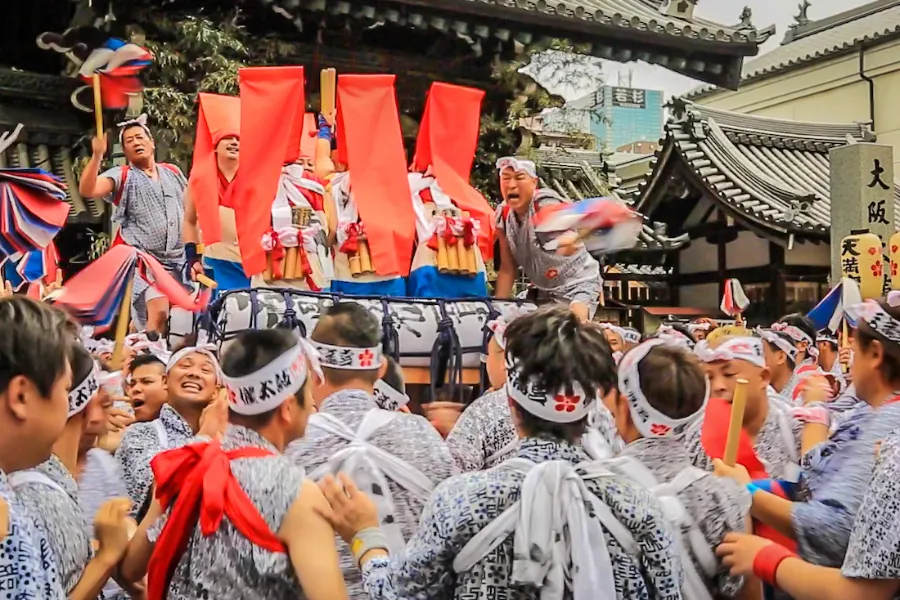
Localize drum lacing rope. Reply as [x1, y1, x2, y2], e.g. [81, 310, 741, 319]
[279, 289, 300, 332]
[429, 300, 463, 402]
[379, 297, 400, 362]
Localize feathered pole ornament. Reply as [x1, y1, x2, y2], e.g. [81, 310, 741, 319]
[50, 245, 209, 369]
[0, 125, 69, 264]
[721, 278, 751, 326]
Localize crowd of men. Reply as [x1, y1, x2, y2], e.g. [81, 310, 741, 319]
[3, 266, 900, 599]
[2, 110, 900, 600]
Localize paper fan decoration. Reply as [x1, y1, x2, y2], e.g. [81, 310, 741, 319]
[808, 278, 863, 331]
[74, 38, 153, 112]
[0, 241, 59, 291]
[720, 278, 750, 317]
[0, 125, 69, 260]
[51, 245, 208, 328]
[532, 197, 642, 253]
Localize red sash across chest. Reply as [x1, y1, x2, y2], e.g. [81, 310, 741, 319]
[701, 397, 797, 552]
[147, 441, 285, 600]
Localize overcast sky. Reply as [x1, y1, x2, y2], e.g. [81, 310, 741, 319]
[545, 0, 875, 99]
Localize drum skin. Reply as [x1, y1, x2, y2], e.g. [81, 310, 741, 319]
[171, 288, 536, 368]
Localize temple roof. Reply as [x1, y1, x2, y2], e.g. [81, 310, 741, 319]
[0, 69, 96, 223]
[685, 0, 900, 99]
[635, 99, 900, 242]
[534, 145, 690, 252]
[269, 0, 774, 89]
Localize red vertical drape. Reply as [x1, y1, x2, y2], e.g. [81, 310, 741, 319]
[335, 74, 415, 277]
[230, 66, 305, 276]
[412, 82, 495, 259]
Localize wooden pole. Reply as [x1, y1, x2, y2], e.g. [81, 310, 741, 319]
[110, 277, 134, 371]
[196, 274, 217, 289]
[92, 74, 104, 138]
[842, 319, 850, 374]
[723, 378, 748, 466]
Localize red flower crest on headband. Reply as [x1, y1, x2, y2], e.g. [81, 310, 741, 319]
[650, 423, 672, 436]
[554, 394, 581, 413]
[358, 349, 374, 368]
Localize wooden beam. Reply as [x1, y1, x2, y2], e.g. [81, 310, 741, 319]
[403, 366, 481, 385]
[770, 242, 786, 318]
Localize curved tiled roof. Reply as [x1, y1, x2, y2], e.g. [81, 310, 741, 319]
[636, 99, 898, 239]
[685, 0, 900, 99]
[269, 0, 773, 88]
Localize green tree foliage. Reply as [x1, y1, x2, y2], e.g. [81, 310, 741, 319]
[128, 10, 251, 168]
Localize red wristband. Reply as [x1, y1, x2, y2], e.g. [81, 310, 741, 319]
[753, 543, 796, 587]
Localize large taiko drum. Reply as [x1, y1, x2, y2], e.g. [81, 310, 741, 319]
[169, 288, 536, 373]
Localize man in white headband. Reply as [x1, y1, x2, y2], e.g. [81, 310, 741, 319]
[445, 306, 526, 471]
[0, 298, 77, 598]
[317, 305, 680, 599]
[816, 329, 841, 376]
[115, 344, 223, 512]
[493, 156, 602, 322]
[285, 302, 454, 599]
[117, 328, 349, 599]
[687, 334, 803, 484]
[78, 114, 190, 333]
[602, 339, 753, 599]
[771, 314, 821, 402]
[11, 343, 133, 597]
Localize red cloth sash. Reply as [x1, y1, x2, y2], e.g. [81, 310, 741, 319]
[218, 170, 235, 209]
[701, 397, 797, 552]
[147, 441, 285, 600]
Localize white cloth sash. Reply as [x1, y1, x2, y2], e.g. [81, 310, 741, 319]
[8, 470, 67, 496]
[774, 407, 801, 482]
[453, 457, 635, 600]
[485, 436, 519, 467]
[307, 409, 435, 553]
[604, 455, 716, 600]
[154, 419, 169, 449]
[408, 172, 456, 245]
[330, 173, 359, 250]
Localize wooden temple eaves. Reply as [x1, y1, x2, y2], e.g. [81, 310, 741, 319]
[634, 98, 900, 246]
[276, 0, 774, 89]
[0, 69, 95, 223]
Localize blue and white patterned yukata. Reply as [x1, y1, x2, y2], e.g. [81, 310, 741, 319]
[0, 471, 64, 599]
[793, 401, 900, 567]
[101, 164, 188, 327]
[358, 437, 683, 599]
[116, 403, 196, 512]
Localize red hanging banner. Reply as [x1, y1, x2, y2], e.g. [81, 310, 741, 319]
[336, 74, 416, 276]
[230, 66, 305, 276]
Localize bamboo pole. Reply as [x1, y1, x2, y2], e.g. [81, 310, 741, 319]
[358, 237, 373, 274]
[196, 274, 217, 289]
[92, 74, 104, 137]
[842, 319, 850, 374]
[444, 211, 460, 274]
[456, 212, 469, 275]
[723, 378, 748, 466]
[110, 277, 134, 371]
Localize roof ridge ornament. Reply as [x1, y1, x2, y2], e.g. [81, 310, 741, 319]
[793, 0, 812, 29]
[660, 0, 697, 22]
[737, 6, 754, 30]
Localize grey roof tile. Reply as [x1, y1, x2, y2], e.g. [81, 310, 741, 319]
[685, 0, 900, 98]
[293, 0, 772, 87]
[636, 99, 899, 237]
